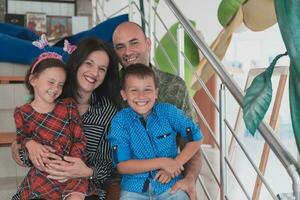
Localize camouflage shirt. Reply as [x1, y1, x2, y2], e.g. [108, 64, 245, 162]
[152, 67, 197, 121]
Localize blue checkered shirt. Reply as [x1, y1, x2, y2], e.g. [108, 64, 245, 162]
[108, 103, 202, 195]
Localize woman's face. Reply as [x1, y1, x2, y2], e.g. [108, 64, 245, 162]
[77, 50, 109, 96]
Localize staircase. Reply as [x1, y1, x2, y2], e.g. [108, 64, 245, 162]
[0, 62, 29, 199]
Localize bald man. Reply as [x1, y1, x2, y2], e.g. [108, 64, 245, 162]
[112, 21, 202, 200]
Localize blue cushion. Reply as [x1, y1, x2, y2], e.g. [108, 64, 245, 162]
[0, 14, 128, 65]
[0, 23, 39, 41]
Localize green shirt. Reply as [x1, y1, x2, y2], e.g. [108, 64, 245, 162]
[153, 67, 197, 121]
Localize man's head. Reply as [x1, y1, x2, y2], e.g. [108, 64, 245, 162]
[121, 64, 158, 118]
[112, 22, 151, 68]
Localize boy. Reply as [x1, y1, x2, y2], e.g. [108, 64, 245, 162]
[108, 64, 202, 200]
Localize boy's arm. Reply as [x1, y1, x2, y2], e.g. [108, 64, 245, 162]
[117, 158, 162, 174]
[117, 157, 183, 175]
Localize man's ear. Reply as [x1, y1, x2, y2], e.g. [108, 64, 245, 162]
[146, 37, 152, 51]
[120, 89, 127, 101]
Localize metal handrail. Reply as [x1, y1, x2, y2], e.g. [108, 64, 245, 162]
[94, 0, 300, 198]
[164, 0, 299, 172]
[164, 0, 300, 197]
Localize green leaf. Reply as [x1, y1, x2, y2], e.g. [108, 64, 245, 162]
[154, 21, 199, 96]
[243, 73, 272, 135]
[217, 0, 247, 27]
[243, 52, 287, 135]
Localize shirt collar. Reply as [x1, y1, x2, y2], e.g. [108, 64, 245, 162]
[127, 103, 158, 120]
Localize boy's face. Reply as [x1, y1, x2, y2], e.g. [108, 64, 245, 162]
[121, 75, 158, 118]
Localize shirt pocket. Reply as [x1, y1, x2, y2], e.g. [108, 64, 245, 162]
[154, 132, 177, 157]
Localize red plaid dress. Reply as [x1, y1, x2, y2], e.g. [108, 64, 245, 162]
[13, 98, 88, 200]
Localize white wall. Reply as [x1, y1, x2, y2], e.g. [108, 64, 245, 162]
[7, 0, 75, 16]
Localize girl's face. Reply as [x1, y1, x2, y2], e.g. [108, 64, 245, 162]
[30, 67, 66, 105]
[77, 50, 109, 96]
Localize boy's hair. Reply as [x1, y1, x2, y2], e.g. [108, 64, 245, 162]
[25, 58, 65, 96]
[121, 64, 158, 89]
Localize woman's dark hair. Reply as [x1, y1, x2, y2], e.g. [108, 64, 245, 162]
[25, 58, 66, 97]
[121, 63, 158, 89]
[63, 38, 121, 107]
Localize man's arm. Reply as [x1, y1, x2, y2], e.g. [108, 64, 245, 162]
[179, 139, 202, 181]
[170, 139, 202, 200]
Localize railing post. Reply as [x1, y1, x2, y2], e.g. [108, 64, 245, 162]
[149, 0, 156, 65]
[177, 24, 185, 78]
[288, 165, 300, 200]
[128, 0, 134, 21]
[219, 83, 227, 200]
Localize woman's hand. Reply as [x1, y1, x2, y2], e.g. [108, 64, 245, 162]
[45, 156, 92, 181]
[11, 140, 25, 167]
[25, 140, 56, 171]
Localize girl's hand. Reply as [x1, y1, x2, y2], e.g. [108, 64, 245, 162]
[11, 140, 25, 167]
[154, 170, 172, 184]
[25, 140, 55, 171]
[160, 158, 184, 178]
[46, 156, 92, 180]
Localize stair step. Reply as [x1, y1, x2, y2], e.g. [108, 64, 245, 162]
[0, 176, 23, 200]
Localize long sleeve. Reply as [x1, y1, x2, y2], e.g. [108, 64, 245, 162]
[67, 100, 86, 160]
[91, 133, 113, 186]
[14, 107, 33, 167]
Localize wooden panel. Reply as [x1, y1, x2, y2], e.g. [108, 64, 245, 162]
[0, 132, 16, 145]
[0, 76, 24, 84]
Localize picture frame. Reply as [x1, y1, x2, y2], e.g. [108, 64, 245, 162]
[5, 13, 25, 27]
[47, 16, 72, 40]
[26, 12, 47, 36]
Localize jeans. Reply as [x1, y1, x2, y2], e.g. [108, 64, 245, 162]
[120, 188, 189, 200]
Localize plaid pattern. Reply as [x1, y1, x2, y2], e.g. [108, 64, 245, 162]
[13, 98, 88, 200]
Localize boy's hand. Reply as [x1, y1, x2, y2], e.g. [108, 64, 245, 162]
[160, 158, 184, 178]
[154, 170, 172, 184]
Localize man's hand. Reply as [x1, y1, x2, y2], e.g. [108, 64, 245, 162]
[170, 176, 197, 200]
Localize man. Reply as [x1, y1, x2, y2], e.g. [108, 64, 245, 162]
[112, 21, 202, 200]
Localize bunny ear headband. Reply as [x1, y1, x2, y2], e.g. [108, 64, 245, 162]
[31, 34, 77, 74]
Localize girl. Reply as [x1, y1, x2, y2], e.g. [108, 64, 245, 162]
[12, 51, 88, 200]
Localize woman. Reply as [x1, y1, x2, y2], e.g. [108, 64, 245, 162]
[12, 38, 121, 200]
